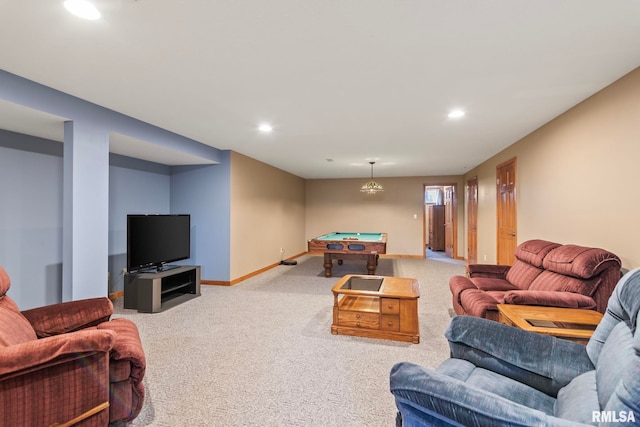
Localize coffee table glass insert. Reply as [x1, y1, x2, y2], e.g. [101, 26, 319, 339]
[526, 319, 598, 330]
[340, 276, 383, 292]
[497, 304, 603, 344]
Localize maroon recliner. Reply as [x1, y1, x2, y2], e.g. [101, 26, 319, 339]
[449, 239, 621, 321]
[0, 265, 145, 426]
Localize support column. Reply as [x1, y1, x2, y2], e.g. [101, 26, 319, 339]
[63, 121, 109, 301]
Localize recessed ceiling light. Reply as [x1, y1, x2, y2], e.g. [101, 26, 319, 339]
[64, 0, 101, 20]
[258, 123, 273, 134]
[448, 109, 465, 119]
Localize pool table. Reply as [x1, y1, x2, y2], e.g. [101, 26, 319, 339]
[308, 232, 387, 277]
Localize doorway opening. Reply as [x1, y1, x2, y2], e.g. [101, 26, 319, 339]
[423, 184, 458, 260]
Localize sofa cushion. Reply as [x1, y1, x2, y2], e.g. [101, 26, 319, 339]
[466, 367, 556, 415]
[595, 321, 635, 410]
[459, 290, 504, 318]
[513, 239, 561, 267]
[528, 270, 598, 295]
[0, 266, 9, 296]
[602, 337, 640, 422]
[449, 275, 478, 303]
[554, 370, 598, 424]
[0, 267, 38, 346]
[588, 268, 640, 364]
[543, 245, 620, 280]
[435, 358, 476, 381]
[21, 297, 114, 337]
[505, 260, 544, 290]
[503, 290, 596, 309]
[467, 264, 510, 278]
[391, 361, 557, 426]
[589, 269, 640, 421]
[0, 297, 38, 346]
[469, 278, 518, 292]
[437, 359, 556, 415]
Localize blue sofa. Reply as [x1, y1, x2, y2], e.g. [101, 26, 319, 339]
[390, 268, 640, 426]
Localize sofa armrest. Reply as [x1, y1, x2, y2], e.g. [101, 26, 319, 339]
[0, 329, 115, 377]
[21, 297, 113, 337]
[445, 316, 594, 396]
[467, 264, 511, 279]
[448, 275, 478, 299]
[503, 290, 597, 310]
[98, 318, 146, 382]
[98, 318, 146, 422]
[0, 329, 114, 427]
[390, 362, 581, 427]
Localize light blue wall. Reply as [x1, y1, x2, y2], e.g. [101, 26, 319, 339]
[108, 154, 172, 295]
[0, 135, 64, 309]
[171, 150, 232, 280]
[0, 133, 176, 308]
[0, 70, 221, 164]
[1, 132, 230, 307]
[63, 120, 110, 301]
[0, 69, 229, 307]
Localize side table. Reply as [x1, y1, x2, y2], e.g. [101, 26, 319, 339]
[497, 304, 603, 345]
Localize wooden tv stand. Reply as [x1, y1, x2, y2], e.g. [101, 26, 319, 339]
[124, 265, 201, 313]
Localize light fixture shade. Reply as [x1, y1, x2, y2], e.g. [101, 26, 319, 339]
[360, 161, 384, 193]
[360, 180, 384, 193]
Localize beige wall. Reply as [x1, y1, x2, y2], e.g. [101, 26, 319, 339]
[229, 66, 640, 276]
[465, 67, 640, 269]
[305, 176, 464, 257]
[230, 152, 306, 280]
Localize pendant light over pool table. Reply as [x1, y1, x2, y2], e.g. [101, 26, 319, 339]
[360, 161, 384, 194]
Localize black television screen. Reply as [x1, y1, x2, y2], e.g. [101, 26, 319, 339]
[127, 214, 191, 272]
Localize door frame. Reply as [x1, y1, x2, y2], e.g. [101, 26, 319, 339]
[423, 183, 459, 259]
[496, 157, 518, 265]
[466, 176, 478, 265]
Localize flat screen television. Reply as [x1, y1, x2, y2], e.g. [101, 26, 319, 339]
[127, 214, 191, 273]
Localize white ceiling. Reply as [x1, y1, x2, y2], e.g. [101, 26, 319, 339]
[1, 1, 639, 178]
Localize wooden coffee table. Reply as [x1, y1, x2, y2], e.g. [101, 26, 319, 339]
[497, 304, 603, 344]
[331, 275, 420, 343]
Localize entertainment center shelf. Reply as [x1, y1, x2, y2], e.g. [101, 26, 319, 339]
[124, 265, 201, 313]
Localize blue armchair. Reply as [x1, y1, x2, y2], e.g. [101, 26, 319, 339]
[390, 268, 640, 426]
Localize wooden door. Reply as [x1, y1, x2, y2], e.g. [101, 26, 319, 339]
[496, 158, 517, 265]
[428, 205, 445, 251]
[444, 186, 455, 258]
[467, 176, 478, 265]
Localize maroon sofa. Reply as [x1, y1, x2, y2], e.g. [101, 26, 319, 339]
[449, 239, 621, 321]
[0, 265, 146, 426]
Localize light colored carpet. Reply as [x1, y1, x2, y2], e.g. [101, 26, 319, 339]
[112, 254, 465, 427]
